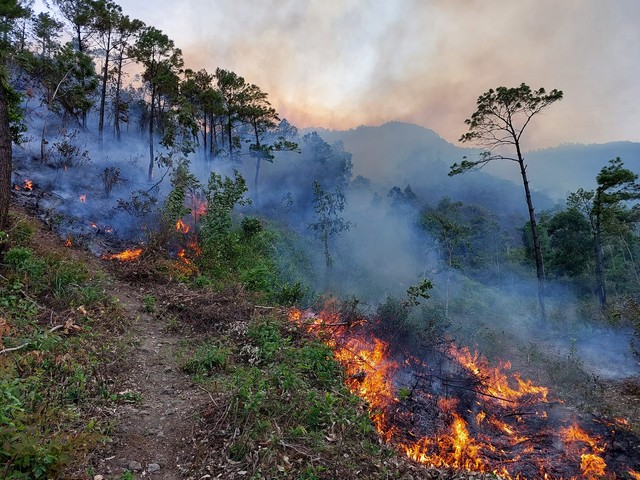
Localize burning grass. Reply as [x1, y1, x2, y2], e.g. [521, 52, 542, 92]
[102, 247, 143, 261]
[287, 300, 640, 479]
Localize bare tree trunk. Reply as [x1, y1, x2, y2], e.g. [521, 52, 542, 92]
[0, 78, 12, 230]
[594, 211, 606, 308]
[148, 84, 155, 180]
[253, 121, 261, 207]
[202, 110, 207, 153]
[114, 52, 123, 140]
[227, 118, 233, 158]
[98, 30, 111, 141]
[516, 144, 546, 321]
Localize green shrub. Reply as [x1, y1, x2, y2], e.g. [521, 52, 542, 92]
[183, 342, 229, 376]
[241, 217, 263, 237]
[271, 281, 307, 306]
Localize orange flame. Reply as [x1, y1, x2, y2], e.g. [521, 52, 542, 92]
[403, 406, 486, 472]
[102, 248, 142, 261]
[449, 344, 548, 405]
[580, 453, 606, 478]
[23, 179, 33, 190]
[79, 194, 86, 202]
[176, 219, 190, 233]
[286, 305, 627, 479]
[560, 423, 605, 454]
[629, 469, 640, 480]
[177, 248, 190, 265]
[65, 237, 72, 247]
[190, 195, 207, 221]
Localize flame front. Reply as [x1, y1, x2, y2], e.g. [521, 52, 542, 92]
[334, 336, 398, 439]
[103, 248, 142, 261]
[23, 179, 33, 190]
[449, 344, 548, 405]
[176, 219, 190, 234]
[286, 303, 631, 479]
[65, 237, 72, 247]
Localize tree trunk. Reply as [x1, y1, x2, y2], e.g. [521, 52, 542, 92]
[114, 51, 123, 140]
[516, 146, 546, 320]
[254, 157, 261, 208]
[211, 115, 216, 154]
[0, 78, 12, 230]
[148, 84, 155, 180]
[594, 205, 606, 308]
[98, 30, 111, 141]
[253, 120, 261, 207]
[323, 230, 331, 269]
[202, 110, 207, 153]
[76, 25, 87, 129]
[227, 117, 233, 158]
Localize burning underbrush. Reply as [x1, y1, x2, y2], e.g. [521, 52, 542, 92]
[288, 301, 640, 479]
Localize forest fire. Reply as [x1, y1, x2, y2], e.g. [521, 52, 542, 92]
[79, 194, 86, 202]
[189, 194, 207, 221]
[102, 248, 143, 261]
[176, 219, 190, 233]
[287, 304, 639, 479]
[14, 179, 33, 191]
[65, 237, 72, 247]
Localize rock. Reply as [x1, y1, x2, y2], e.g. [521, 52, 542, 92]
[127, 460, 143, 471]
[148, 463, 161, 472]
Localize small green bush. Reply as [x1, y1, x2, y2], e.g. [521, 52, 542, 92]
[183, 342, 229, 376]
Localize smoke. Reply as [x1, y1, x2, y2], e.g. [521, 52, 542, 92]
[114, 0, 640, 149]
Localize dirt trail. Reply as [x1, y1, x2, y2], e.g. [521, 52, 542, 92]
[93, 287, 209, 479]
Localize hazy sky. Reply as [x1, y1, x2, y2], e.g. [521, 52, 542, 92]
[40, 0, 640, 150]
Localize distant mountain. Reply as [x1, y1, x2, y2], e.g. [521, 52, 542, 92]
[308, 122, 640, 211]
[310, 122, 465, 184]
[307, 122, 556, 218]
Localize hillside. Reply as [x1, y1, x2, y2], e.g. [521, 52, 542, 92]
[1, 207, 463, 479]
[2, 205, 640, 479]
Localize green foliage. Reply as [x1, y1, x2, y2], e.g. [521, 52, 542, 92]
[50, 128, 90, 169]
[162, 161, 199, 228]
[272, 281, 307, 307]
[241, 217, 263, 237]
[308, 180, 352, 268]
[248, 321, 289, 362]
[214, 316, 380, 475]
[455, 83, 563, 167]
[142, 294, 156, 313]
[0, 253, 111, 479]
[196, 170, 286, 293]
[182, 341, 229, 377]
[405, 278, 433, 306]
[4, 215, 36, 247]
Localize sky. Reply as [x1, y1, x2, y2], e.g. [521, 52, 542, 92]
[38, 0, 640, 150]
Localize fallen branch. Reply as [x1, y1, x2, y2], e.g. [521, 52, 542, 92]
[0, 343, 28, 355]
[0, 324, 73, 355]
